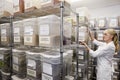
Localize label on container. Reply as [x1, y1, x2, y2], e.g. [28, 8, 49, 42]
[98, 20, 105, 27]
[14, 27, 20, 36]
[14, 36, 21, 42]
[13, 64, 19, 71]
[1, 29, 7, 36]
[39, 36, 50, 44]
[42, 73, 53, 80]
[27, 59, 36, 69]
[43, 62, 52, 75]
[1, 37, 7, 41]
[13, 56, 19, 64]
[79, 32, 86, 41]
[78, 55, 84, 60]
[78, 50, 84, 55]
[109, 19, 117, 27]
[27, 68, 36, 77]
[0, 54, 4, 60]
[24, 36, 33, 43]
[24, 26, 33, 35]
[39, 24, 49, 36]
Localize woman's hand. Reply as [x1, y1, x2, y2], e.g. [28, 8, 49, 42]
[79, 41, 91, 51]
[87, 28, 95, 41]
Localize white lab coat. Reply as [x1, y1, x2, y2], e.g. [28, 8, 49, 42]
[89, 39, 115, 80]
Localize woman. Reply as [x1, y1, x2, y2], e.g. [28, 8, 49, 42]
[80, 29, 119, 80]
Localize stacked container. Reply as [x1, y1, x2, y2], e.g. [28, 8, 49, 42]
[96, 30, 104, 41]
[38, 15, 71, 47]
[41, 50, 73, 80]
[26, 48, 47, 80]
[0, 0, 13, 17]
[23, 18, 39, 46]
[0, 23, 10, 46]
[12, 46, 30, 79]
[0, 48, 11, 80]
[108, 17, 118, 28]
[13, 20, 24, 45]
[97, 18, 107, 28]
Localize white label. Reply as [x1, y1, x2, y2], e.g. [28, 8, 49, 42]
[109, 19, 117, 27]
[14, 27, 20, 35]
[27, 59, 36, 69]
[0, 54, 3, 60]
[1, 37, 7, 41]
[13, 64, 19, 71]
[1, 29, 6, 35]
[78, 68, 81, 72]
[79, 32, 85, 41]
[24, 36, 33, 43]
[42, 73, 53, 80]
[78, 50, 84, 55]
[14, 37, 21, 42]
[24, 26, 33, 35]
[39, 24, 49, 36]
[39, 36, 50, 44]
[13, 56, 18, 64]
[43, 63, 52, 75]
[99, 20, 105, 27]
[27, 68, 36, 77]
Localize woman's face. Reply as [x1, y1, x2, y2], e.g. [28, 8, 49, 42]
[103, 31, 113, 42]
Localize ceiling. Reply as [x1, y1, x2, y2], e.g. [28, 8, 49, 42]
[70, 0, 120, 9]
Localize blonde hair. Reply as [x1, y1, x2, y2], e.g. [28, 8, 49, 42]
[105, 29, 119, 52]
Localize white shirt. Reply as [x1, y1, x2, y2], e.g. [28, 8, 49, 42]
[89, 39, 115, 80]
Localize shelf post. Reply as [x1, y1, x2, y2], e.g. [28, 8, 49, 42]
[60, 1, 64, 80]
[9, 16, 14, 79]
[74, 13, 79, 80]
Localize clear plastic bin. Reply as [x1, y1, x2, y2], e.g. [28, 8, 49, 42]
[26, 48, 47, 80]
[23, 18, 39, 46]
[38, 15, 71, 47]
[41, 50, 73, 77]
[12, 46, 30, 79]
[0, 48, 11, 73]
[0, 23, 10, 46]
[13, 20, 24, 45]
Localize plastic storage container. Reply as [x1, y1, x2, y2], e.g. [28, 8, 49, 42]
[38, 15, 71, 47]
[41, 50, 73, 80]
[0, 0, 13, 17]
[108, 17, 118, 28]
[0, 48, 11, 73]
[13, 20, 24, 45]
[26, 48, 47, 80]
[23, 18, 39, 46]
[75, 26, 89, 42]
[0, 23, 10, 46]
[97, 18, 107, 28]
[24, 0, 41, 12]
[12, 46, 30, 79]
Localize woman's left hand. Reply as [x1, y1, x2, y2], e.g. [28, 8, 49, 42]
[79, 41, 90, 51]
